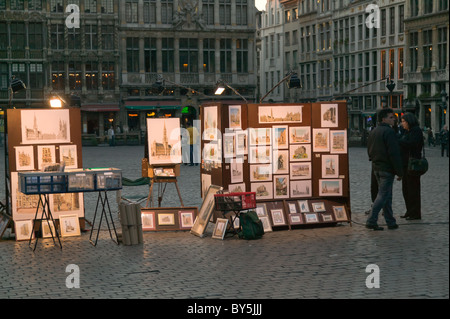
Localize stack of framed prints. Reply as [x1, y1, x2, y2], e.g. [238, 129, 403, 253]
[6, 108, 85, 240]
[140, 207, 198, 232]
[200, 102, 350, 231]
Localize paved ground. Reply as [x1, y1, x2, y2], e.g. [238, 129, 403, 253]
[0, 144, 448, 303]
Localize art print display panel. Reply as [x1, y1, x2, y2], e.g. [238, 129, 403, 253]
[21, 109, 71, 144]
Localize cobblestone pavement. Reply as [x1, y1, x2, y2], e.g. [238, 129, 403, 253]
[0, 145, 448, 302]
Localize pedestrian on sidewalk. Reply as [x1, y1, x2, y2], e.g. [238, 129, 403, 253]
[439, 125, 449, 157]
[398, 113, 423, 220]
[186, 121, 199, 166]
[108, 126, 115, 146]
[427, 127, 435, 147]
[366, 108, 403, 230]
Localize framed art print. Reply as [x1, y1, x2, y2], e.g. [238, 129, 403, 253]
[212, 218, 228, 240]
[228, 183, 246, 193]
[260, 216, 272, 232]
[289, 213, 303, 225]
[305, 213, 319, 223]
[289, 126, 310, 144]
[333, 206, 348, 221]
[14, 220, 34, 241]
[290, 180, 312, 198]
[249, 128, 271, 146]
[203, 106, 218, 140]
[141, 211, 156, 231]
[41, 220, 57, 238]
[21, 109, 71, 144]
[250, 164, 272, 182]
[37, 145, 56, 170]
[0, 213, 12, 238]
[270, 209, 286, 226]
[59, 214, 81, 237]
[312, 202, 326, 213]
[59, 145, 78, 169]
[273, 150, 289, 174]
[235, 130, 248, 155]
[230, 160, 244, 184]
[322, 214, 334, 222]
[290, 162, 312, 180]
[289, 144, 311, 162]
[179, 210, 196, 230]
[330, 130, 348, 154]
[191, 185, 223, 238]
[15, 146, 34, 171]
[321, 104, 338, 127]
[322, 155, 339, 178]
[313, 128, 330, 152]
[251, 182, 273, 200]
[319, 179, 343, 196]
[158, 213, 175, 226]
[147, 118, 182, 165]
[258, 105, 303, 124]
[223, 133, 235, 158]
[274, 175, 289, 199]
[255, 203, 268, 217]
[272, 125, 288, 149]
[249, 145, 272, 164]
[228, 105, 242, 130]
[298, 200, 310, 213]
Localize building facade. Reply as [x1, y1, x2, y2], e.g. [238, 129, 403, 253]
[258, 0, 449, 134]
[0, 0, 259, 141]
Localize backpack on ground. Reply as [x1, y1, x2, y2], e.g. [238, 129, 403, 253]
[238, 211, 264, 240]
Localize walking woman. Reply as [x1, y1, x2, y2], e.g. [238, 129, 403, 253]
[399, 113, 423, 220]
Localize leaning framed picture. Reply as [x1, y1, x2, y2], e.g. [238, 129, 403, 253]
[191, 185, 223, 238]
[0, 213, 12, 238]
[15, 146, 35, 171]
[270, 209, 286, 226]
[260, 216, 272, 232]
[289, 213, 303, 225]
[41, 220, 57, 238]
[305, 213, 319, 223]
[179, 210, 196, 230]
[157, 213, 175, 226]
[312, 202, 326, 213]
[141, 211, 156, 231]
[333, 206, 348, 221]
[59, 214, 81, 237]
[14, 219, 34, 241]
[212, 218, 228, 240]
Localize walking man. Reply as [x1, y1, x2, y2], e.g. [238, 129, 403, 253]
[440, 125, 449, 157]
[366, 108, 403, 230]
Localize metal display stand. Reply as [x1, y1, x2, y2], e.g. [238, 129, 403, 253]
[89, 190, 119, 247]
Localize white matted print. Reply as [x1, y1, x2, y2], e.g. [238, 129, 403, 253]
[330, 130, 348, 154]
[322, 155, 339, 178]
[37, 145, 56, 169]
[249, 145, 272, 164]
[313, 128, 330, 152]
[179, 210, 195, 230]
[11, 172, 44, 221]
[250, 164, 272, 182]
[141, 211, 156, 231]
[147, 118, 182, 165]
[333, 206, 348, 221]
[298, 200, 310, 213]
[319, 179, 343, 196]
[290, 180, 312, 198]
[59, 214, 81, 237]
[272, 150, 289, 174]
[42, 220, 57, 238]
[260, 216, 272, 232]
[230, 161, 243, 184]
[201, 174, 212, 199]
[321, 104, 338, 127]
[305, 213, 319, 223]
[289, 126, 311, 144]
[251, 182, 273, 200]
[228, 183, 246, 193]
[290, 162, 312, 180]
[259, 105, 303, 123]
[272, 125, 288, 149]
[21, 109, 71, 144]
[270, 209, 286, 226]
[14, 219, 34, 241]
[223, 133, 235, 158]
[15, 146, 34, 171]
[274, 175, 289, 199]
[249, 127, 271, 146]
[59, 145, 78, 168]
[50, 192, 84, 219]
[203, 106, 218, 140]
[212, 218, 228, 240]
[228, 105, 242, 130]
[235, 130, 248, 155]
[289, 144, 311, 162]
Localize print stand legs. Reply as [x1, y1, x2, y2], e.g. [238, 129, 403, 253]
[89, 191, 119, 246]
[29, 194, 62, 252]
[145, 177, 184, 208]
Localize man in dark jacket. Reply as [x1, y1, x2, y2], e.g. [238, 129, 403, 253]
[366, 108, 403, 230]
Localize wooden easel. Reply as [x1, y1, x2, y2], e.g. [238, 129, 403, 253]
[145, 164, 184, 208]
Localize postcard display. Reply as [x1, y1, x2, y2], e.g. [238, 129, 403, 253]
[200, 102, 351, 231]
[6, 108, 86, 231]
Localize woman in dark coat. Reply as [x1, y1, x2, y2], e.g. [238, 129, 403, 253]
[398, 113, 424, 220]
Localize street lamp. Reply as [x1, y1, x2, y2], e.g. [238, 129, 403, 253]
[441, 90, 448, 129]
[214, 79, 248, 103]
[259, 70, 301, 103]
[386, 76, 396, 108]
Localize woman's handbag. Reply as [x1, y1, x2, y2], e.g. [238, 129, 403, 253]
[407, 147, 428, 176]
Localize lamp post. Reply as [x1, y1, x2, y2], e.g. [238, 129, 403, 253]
[386, 76, 396, 108]
[441, 90, 448, 129]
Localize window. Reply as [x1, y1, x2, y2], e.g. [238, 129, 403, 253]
[439, 0, 448, 10]
[372, 51, 377, 81]
[10, 22, 25, 50]
[220, 39, 232, 73]
[398, 48, 404, 79]
[423, 30, 433, 69]
[101, 0, 114, 13]
[203, 39, 215, 73]
[0, 0, 5, 10]
[161, 38, 174, 72]
[85, 61, 98, 90]
[380, 50, 386, 79]
[68, 28, 81, 50]
[409, 32, 418, 71]
[51, 24, 64, 50]
[389, 49, 395, 78]
[85, 0, 97, 13]
[125, 0, 138, 23]
[69, 62, 82, 90]
[203, 0, 214, 25]
[438, 28, 447, 70]
[85, 25, 98, 50]
[236, 0, 248, 26]
[219, 0, 231, 25]
[161, 0, 174, 24]
[398, 5, 404, 34]
[0, 63, 8, 89]
[12, 63, 26, 87]
[236, 39, 248, 73]
[143, 0, 156, 23]
[381, 9, 386, 36]
[389, 7, 395, 35]
[126, 37, 140, 72]
[102, 26, 115, 50]
[51, 0, 63, 12]
[102, 61, 115, 90]
[52, 61, 65, 90]
[29, 0, 42, 10]
[0, 23, 6, 50]
[10, 0, 24, 10]
[179, 38, 198, 73]
[144, 38, 157, 73]
[28, 23, 43, 50]
[424, 0, 433, 14]
[410, 0, 418, 16]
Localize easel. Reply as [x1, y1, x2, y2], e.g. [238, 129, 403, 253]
[145, 164, 184, 208]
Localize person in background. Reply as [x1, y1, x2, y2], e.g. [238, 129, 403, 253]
[440, 125, 449, 157]
[427, 127, 435, 147]
[366, 108, 403, 231]
[398, 113, 424, 220]
[108, 126, 115, 147]
[186, 121, 199, 166]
